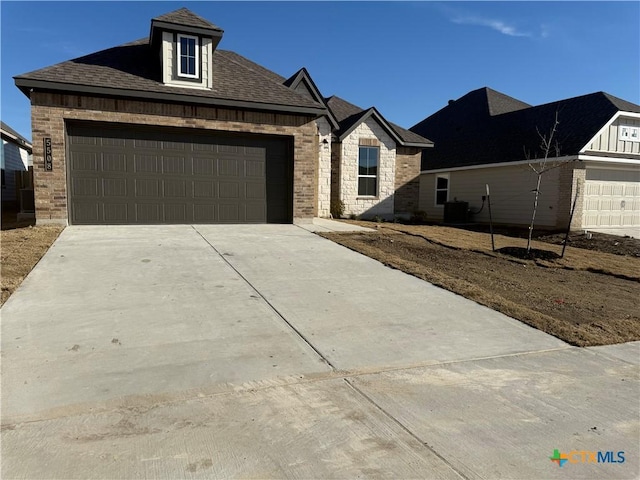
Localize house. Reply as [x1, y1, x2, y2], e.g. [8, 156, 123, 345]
[13, 8, 431, 225]
[410, 87, 640, 234]
[1, 121, 33, 211]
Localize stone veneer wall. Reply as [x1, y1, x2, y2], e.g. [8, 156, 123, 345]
[30, 92, 318, 224]
[339, 118, 396, 218]
[316, 117, 332, 217]
[394, 146, 422, 215]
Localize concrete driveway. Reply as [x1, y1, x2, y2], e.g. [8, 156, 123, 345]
[2, 222, 638, 479]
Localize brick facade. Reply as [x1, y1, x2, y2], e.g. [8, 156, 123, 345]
[394, 146, 422, 215]
[30, 92, 318, 224]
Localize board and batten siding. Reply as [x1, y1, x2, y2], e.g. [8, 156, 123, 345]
[161, 32, 213, 90]
[585, 116, 640, 155]
[419, 164, 562, 227]
[1, 140, 29, 205]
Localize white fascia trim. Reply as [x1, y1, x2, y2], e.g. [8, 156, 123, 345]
[421, 155, 578, 174]
[579, 111, 640, 153]
[577, 154, 640, 165]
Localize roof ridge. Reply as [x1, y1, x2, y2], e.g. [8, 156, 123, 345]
[219, 50, 323, 108]
[152, 7, 222, 31]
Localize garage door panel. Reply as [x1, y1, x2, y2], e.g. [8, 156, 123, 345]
[193, 181, 215, 198]
[104, 204, 128, 222]
[134, 179, 160, 197]
[218, 158, 239, 177]
[163, 180, 187, 198]
[103, 154, 127, 172]
[219, 204, 239, 222]
[71, 152, 99, 171]
[73, 203, 100, 223]
[164, 204, 187, 223]
[135, 204, 160, 223]
[72, 177, 99, 196]
[134, 138, 160, 149]
[135, 155, 160, 173]
[219, 182, 239, 199]
[163, 157, 187, 174]
[193, 204, 215, 222]
[192, 157, 216, 176]
[246, 182, 265, 199]
[245, 203, 266, 222]
[69, 135, 97, 146]
[582, 168, 640, 229]
[246, 159, 265, 177]
[103, 178, 127, 197]
[67, 123, 292, 225]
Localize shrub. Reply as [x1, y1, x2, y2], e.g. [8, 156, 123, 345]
[330, 199, 345, 219]
[409, 210, 428, 225]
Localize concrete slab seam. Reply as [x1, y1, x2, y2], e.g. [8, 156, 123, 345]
[342, 378, 469, 480]
[0, 346, 577, 428]
[191, 225, 336, 370]
[584, 346, 640, 367]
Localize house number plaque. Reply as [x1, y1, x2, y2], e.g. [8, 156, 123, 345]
[44, 137, 53, 171]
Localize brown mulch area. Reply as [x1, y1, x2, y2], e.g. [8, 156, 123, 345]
[321, 222, 640, 347]
[1, 222, 64, 306]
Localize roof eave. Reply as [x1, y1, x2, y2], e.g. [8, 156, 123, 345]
[402, 142, 434, 148]
[337, 108, 429, 147]
[150, 20, 223, 38]
[14, 78, 327, 116]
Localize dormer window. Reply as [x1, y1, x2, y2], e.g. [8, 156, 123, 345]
[177, 34, 199, 78]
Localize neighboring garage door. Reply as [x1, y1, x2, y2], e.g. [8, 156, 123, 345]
[582, 168, 640, 229]
[67, 123, 292, 224]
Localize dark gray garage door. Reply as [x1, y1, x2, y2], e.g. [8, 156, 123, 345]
[67, 123, 293, 224]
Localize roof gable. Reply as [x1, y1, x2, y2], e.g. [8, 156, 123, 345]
[152, 8, 223, 31]
[412, 88, 640, 170]
[150, 8, 224, 52]
[326, 96, 432, 147]
[284, 69, 339, 129]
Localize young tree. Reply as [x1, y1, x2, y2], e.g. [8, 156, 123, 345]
[525, 110, 562, 253]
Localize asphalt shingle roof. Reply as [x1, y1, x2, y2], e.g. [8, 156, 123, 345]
[325, 96, 432, 146]
[152, 8, 223, 31]
[15, 38, 323, 111]
[411, 88, 640, 170]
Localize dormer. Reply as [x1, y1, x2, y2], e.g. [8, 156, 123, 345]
[150, 8, 223, 90]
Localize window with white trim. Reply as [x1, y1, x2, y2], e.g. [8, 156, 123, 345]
[435, 173, 449, 206]
[358, 146, 378, 196]
[177, 34, 199, 78]
[619, 125, 640, 142]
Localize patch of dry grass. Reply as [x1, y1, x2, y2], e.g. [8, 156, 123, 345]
[322, 222, 640, 347]
[1, 225, 65, 306]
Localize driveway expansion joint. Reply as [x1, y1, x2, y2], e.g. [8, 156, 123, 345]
[191, 225, 336, 371]
[343, 378, 470, 480]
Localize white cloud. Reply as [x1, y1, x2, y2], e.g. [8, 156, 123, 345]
[451, 15, 532, 37]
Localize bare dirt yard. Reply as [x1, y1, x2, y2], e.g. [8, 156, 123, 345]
[321, 221, 640, 347]
[1, 224, 64, 306]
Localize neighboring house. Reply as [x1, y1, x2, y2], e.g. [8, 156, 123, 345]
[411, 87, 640, 234]
[1, 121, 32, 210]
[13, 8, 431, 225]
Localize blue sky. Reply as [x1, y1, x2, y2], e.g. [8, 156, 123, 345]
[1, 1, 639, 141]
